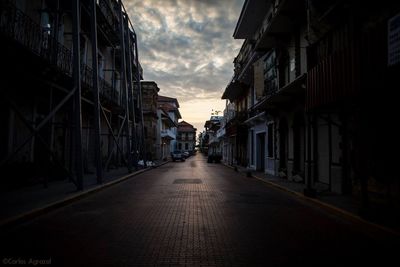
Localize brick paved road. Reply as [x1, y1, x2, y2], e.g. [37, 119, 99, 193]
[1, 154, 399, 266]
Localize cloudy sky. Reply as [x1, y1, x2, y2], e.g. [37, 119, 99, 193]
[125, 0, 244, 132]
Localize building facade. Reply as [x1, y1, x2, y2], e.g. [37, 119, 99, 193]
[140, 81, 159, 161]
[177, 121, 197, 154]
[157, 95, 181, 152]
[204, 116, 223, 162]
[220, 0, 400, 219]
[0, 0, 144, 190]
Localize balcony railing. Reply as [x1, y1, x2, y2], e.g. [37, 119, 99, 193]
[161, 129, 176, 140]
[0, 0, 120, 106]
[98, 0, 119, 29]
[81, 65, 120, 106]
[96, 0, 119, 43]
[177, 136, 195, 141]
[306, 46, 359, 110]
[0, 1, 72, 76]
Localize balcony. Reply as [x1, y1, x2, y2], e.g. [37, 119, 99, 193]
[161, 129, 176, 140]
[255, 0, 306, 50]
[96, 0, 120, 44]
[233, 0, 272, 39]
[221, 79, 247, 102]
[306, 47, 359, 110]
[208, 134, 219, 145]
[0, 1, 121, 106]
[177, 136, 195, 141]
[216, 128, 226, 139]
[0, 1, 73, 76]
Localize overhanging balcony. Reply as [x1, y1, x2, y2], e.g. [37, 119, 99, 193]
[96, 0, 120, 45]
[264, 73, 306, 109]
[255, 0, 306, 50]
[306, 47, 359, 110]
[222, 79, 247, 102]
[234, 0, 272, 39]
[0, 1, 73, 76]
[0, 1, 121, 107]
[161, 129, 176, 140]
[208, 134, 219, 145]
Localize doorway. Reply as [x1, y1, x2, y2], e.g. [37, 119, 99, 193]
[256, 133, 265, 171]
[279, 118, 288, 173]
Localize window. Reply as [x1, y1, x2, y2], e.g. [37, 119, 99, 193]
[267, 124, 274, 158]
[185, 143, 189, 150]
[98, 53, 105, 78]
[80, 36, 87, 64]
[264, 50, 278, 95]
[114, 71, 120, 92]
[40, 11, 51, 49]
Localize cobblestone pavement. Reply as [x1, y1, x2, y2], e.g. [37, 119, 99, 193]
[1, 154, 399, 266]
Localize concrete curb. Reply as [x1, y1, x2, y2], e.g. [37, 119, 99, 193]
[222, 163, 400, 237]
[0, 161, 170, 229]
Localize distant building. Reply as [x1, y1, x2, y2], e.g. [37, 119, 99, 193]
[157, 101, 177, 160]
[204, 116, 223, 161]
[158, 96, 181, 152]
[177, 121, 197, 153]
[140, 81, 160, 161]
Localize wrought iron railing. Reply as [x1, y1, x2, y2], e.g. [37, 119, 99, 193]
[98, 0, 119, 32]
[0, 0, 120, 106]
[0, 1, 73, 76]
[96, 0, 119, 44]
[100, 78, 120, 105]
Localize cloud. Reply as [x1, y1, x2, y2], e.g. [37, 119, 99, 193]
[124, 0, 244, 127]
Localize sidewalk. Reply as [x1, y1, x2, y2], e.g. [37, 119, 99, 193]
[223, 162, 400, 236]
[0, 160, 169, 228]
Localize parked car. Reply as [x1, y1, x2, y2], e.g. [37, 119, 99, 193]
[171, 150, 185, 162]
[207, 152, 222, 163]
[182, 151, 190, 158]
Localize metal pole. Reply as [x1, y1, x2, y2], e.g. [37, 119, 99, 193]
[90, 0, 103, 184]
[125, 22, 138, 170]
[118, 0, 132, 172]
[133, 33, 147, 167]
[72, 0, 84, 190]
[52, 0, 60, 65]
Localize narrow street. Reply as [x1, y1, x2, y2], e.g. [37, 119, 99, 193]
[1, 154, 398, 266]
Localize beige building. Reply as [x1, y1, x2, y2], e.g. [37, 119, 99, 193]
[158, 96, 181, 152]
[140, 81, 159, 161]
[177, 121, 196, 154]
